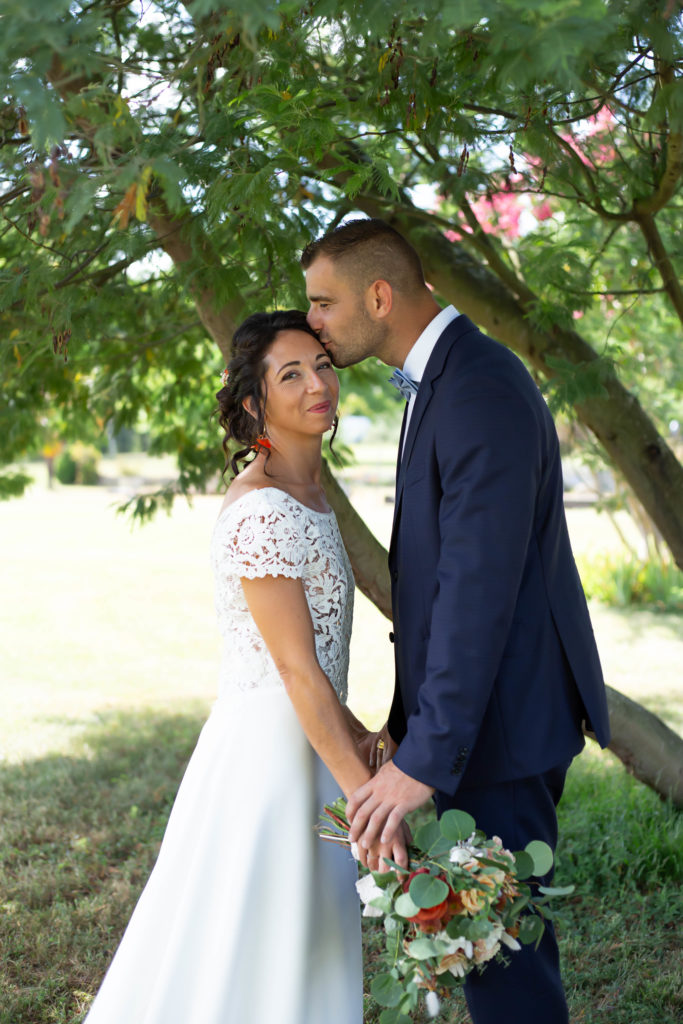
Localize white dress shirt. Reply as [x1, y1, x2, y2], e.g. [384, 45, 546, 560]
[401, 304, 460, 454]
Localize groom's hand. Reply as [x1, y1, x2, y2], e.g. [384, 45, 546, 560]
[347, 761, 434, 852]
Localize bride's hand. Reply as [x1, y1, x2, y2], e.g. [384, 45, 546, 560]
[364, 819, 411, 873]
[368, 723, 397, 774]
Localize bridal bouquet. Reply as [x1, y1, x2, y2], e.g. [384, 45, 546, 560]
[318, 798, 573, 1023]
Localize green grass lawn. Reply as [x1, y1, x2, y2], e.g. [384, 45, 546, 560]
[1, 470, 681, 1023]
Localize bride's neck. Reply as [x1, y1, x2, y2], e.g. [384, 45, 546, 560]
[260, 437, 323, 488]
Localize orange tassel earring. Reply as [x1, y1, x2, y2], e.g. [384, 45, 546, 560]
[251, 434, 272, 452]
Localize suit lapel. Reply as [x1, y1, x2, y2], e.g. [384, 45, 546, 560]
[390, 316, 475, 552]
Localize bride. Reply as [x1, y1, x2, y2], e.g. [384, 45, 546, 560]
[83, 309, 407, 1024]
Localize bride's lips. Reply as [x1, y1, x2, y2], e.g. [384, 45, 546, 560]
[308, 401, 332, 414]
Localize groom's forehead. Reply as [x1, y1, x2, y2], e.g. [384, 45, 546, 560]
[305, 256, 353, 298]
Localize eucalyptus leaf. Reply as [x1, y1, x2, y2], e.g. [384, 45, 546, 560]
[394, 892, 420, 918]
[538, 884, 575, 897]
[370, 973, 403, 1008]
[413, 819, 444, 852]
[439, 809, 476, 842]
[408, 873, 449, 909]
[407, 937, 445, 960]
[518, 915, 545, 947]
[370, 895, 394, 915]
[512, 850, 535, 880]
[379, 1010, 413, 1024]
[446, 916, 473, 939]
[525, 840, 554, 877]
[507, 894, 531, 917]
[468, 917, 493, 940]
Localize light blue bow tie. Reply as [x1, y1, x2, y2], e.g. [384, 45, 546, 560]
[388, 368, 419, 400]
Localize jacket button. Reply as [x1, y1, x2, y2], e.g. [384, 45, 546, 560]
[389, 631, 395, 643]
[392, 570, 398, 582]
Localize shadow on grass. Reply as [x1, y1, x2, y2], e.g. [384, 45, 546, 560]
[606, 606, 683, 640]
[0, 707, 205, 1024]
[2, 717, 682, 1024]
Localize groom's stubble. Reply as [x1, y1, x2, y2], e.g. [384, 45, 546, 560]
[324, 303, 391, 369]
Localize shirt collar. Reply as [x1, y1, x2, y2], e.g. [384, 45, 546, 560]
[402, 305, 460, 383]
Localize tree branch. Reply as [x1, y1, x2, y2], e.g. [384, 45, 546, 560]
[634, 210, 683, 326]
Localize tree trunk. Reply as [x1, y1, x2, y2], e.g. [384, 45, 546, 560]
[321, 460, 393, 618]
[603, 686, 683, 807]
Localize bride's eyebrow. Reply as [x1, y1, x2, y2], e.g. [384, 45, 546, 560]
[276, 360, 301, 374]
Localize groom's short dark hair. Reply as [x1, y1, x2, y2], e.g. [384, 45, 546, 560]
[301, 218, 426, 295]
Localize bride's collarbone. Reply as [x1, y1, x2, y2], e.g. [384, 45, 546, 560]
[223, 470, 329, 515]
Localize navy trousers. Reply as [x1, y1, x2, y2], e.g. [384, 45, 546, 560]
[435, 762, 572, 1024]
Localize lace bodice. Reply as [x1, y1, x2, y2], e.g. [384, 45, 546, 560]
[210, 487, 354, 701]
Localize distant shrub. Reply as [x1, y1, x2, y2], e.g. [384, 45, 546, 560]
[578, 553, 683, 613]
[54, 449, 77, 484]
[54, 443, 100, 486]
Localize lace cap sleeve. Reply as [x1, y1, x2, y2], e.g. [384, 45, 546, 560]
[214, 489, 308, 581]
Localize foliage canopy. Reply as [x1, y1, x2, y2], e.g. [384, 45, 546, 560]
[1, 0, 681, 558]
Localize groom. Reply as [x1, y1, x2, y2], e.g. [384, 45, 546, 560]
[303, 218, 610, 1024]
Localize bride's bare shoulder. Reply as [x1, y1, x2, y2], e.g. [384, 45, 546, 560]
[218, 465, 272, 516]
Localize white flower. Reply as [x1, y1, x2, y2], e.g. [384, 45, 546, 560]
[355, 873, 384, 917]
[434, 929, 473, 960]
[472, 923, 503, 965]
[448, 842, 478, 868]
[449, 846, 470, 865]
[500, 930, 521, 951]
[425, 991, 441, 1018]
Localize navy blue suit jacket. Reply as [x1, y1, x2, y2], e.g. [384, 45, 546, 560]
[388, 315, 610, 800]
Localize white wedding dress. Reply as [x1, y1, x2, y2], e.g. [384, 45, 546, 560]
[84, 487, 362, 1024]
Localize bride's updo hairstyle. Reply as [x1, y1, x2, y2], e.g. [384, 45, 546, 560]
[216, 309, 335, 477]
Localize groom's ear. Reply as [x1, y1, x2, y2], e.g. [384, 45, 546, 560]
[365, 279, 393, 319]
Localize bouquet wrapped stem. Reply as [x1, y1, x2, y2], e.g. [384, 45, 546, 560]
[318, 797, 574, 1023]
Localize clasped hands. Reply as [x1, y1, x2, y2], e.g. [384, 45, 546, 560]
[350, 724, 434, 873]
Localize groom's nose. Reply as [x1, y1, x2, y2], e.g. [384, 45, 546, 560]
[306, 305, 322, 331]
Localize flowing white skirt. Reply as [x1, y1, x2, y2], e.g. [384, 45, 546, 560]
[85, 688, 362, 1024]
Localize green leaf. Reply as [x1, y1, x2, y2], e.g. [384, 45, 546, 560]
[506, 893, 531, 918]
[372, 872, 401, 891]
[519, 914, 545, 947]
[525, 840, 554, 877]
[371, 973, 404, 1008]
[446, 916, 473, 939]
[406, 936, 444, 960]
[512, 850, 535, 880]
[538, 884, 574, 897]
[394, 892, 420, 918]
[409, 873, 449, 909]
[413, 819, 442, 851]
[64, 178, 101, 233]
[467, 917, 493, 940]
[379, 1009, 413, 1024]
[439, 809, 477, 842]
[13, 75, 66, 150]
[369, 894, 394, 914]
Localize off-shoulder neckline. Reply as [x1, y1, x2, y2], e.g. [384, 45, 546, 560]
[215, 486, 334, 525]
